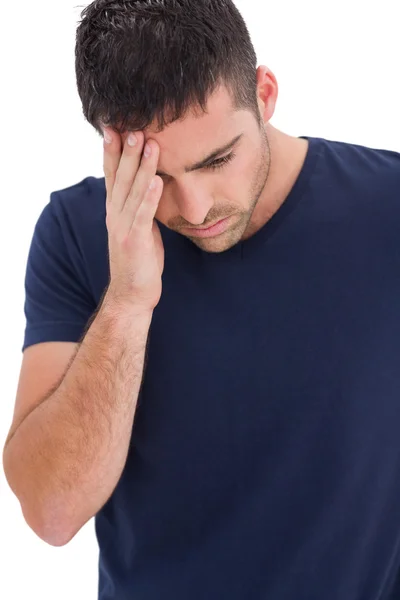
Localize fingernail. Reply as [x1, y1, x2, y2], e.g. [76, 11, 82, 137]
[103, 129, 112, 144]
[128, 133, 137, 147]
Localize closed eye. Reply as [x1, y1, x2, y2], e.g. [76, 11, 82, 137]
[157, 152, 237, 181]
[206, 152, 236, 171]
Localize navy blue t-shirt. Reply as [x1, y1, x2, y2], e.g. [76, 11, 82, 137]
[22, 136, 400, 599]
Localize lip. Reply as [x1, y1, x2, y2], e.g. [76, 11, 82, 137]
[182, 217, 231, 238]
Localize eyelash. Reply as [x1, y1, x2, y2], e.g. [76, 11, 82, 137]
[206, 152, 236, 171]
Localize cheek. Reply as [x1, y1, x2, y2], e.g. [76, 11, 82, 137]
[154, 165, 250, 219]
[221, 161, 251, 194]
[235, 154, 254, 178]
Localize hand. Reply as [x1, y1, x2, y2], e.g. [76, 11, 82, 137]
[102, 129, 164, 313]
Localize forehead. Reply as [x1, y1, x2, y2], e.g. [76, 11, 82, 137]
[119, 84, 237, 145]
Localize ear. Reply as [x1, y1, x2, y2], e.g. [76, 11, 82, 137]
[255, 66, 279, 124]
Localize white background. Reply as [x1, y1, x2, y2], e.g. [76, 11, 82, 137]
[1, 0, 399, 598]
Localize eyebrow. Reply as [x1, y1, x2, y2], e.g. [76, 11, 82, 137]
[155, 133, 243, 178]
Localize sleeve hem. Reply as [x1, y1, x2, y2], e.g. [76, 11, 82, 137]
[22, 322, 89, 352]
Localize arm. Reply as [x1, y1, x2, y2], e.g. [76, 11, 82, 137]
[3, 296, 152, 546]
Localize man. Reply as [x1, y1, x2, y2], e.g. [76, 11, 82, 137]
[3, 1, 400, 599]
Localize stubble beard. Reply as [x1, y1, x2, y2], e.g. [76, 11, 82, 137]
[188, 127, 272, 253]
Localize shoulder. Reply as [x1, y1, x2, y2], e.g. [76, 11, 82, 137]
[318, 137, 400, 216]
[49, 176, 107, 229]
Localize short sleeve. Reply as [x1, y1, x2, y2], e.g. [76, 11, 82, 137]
[22, 196, 97, 352]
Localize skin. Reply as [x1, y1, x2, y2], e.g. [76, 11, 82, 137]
[119, 66, 309, 254]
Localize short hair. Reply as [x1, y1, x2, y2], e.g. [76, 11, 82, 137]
[75, 0, 262, 137]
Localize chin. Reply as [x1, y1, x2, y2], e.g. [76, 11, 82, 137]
[189, 227, 244, 254]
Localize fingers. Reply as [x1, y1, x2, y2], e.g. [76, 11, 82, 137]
[110, 131, 147, 214]
[102, 128, 123, 205]
[131, 175, 163, 232]
[122, 139, 161, 224]
[103, 128, 161, 216]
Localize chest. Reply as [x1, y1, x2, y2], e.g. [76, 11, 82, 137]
[132, 252, 400, 487]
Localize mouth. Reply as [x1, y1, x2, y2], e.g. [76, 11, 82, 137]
[181, 217, 231, 238]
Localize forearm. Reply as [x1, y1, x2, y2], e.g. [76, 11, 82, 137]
[3, 297, 152, 546]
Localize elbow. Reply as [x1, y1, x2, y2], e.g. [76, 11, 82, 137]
[22, 502, 74, 547]
[3, 445, 79, 547]
[3, 450, 69, 547]
[21, 499, 76, 547]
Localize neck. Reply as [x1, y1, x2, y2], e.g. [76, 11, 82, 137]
[251, 125, 309, 234]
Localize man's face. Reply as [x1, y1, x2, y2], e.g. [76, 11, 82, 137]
[125, 84, 271, 253]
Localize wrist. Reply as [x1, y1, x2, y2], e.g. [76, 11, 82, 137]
[101, 293, 154, 324]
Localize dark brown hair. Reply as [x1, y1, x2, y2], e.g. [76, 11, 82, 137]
[75, 0, 262, 137]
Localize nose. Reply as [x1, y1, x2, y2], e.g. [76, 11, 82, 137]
[173, 181, 214, 226]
